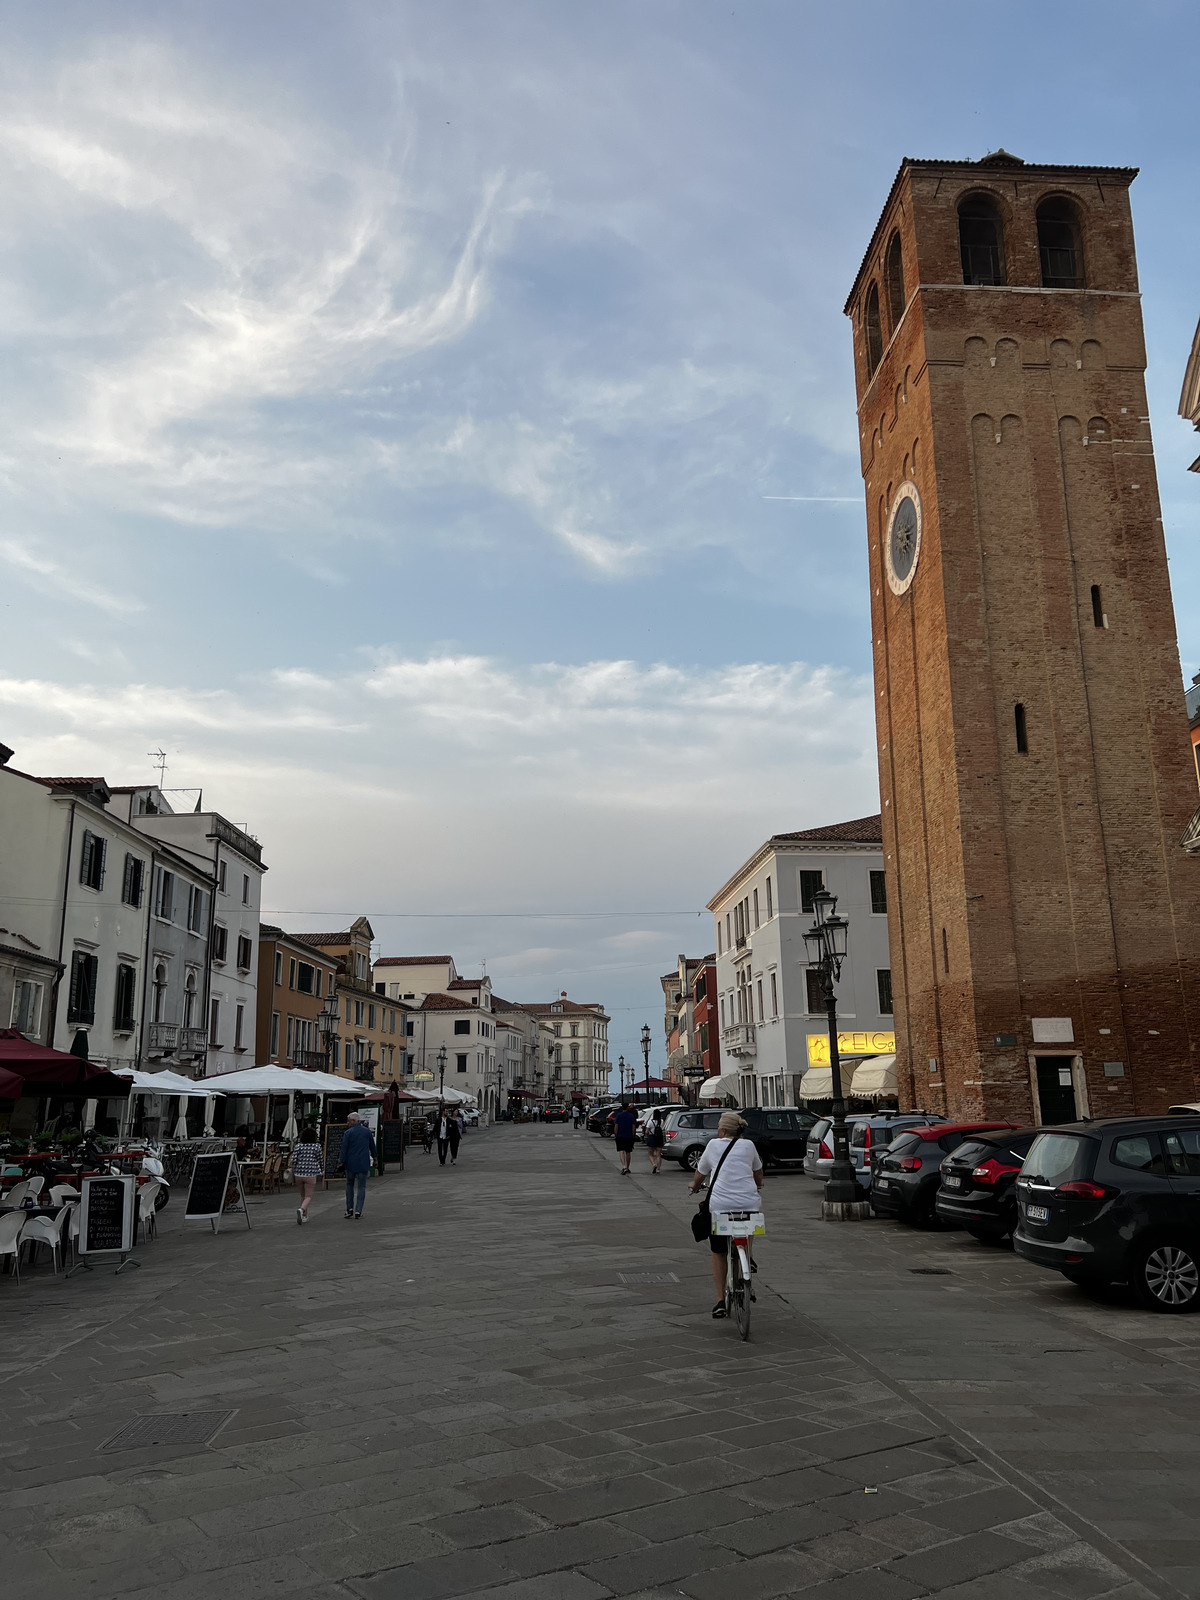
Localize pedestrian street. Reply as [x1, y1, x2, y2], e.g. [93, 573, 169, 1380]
[2, 1123, 1198, 1600]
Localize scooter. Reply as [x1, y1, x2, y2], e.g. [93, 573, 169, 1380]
[140, 1146, 171, 1210]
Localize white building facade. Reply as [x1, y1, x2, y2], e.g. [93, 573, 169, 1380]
[706, 816, 894, 1107]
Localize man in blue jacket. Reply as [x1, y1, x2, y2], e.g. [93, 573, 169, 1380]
[339, 1112, 377, 1218]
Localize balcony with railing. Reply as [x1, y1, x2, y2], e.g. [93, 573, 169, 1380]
[291, 1049, 326, 1070]
[147, 1022, 208, 1058]
[722, 1023, 756, 1058]
[354, 1060, 377, 1082]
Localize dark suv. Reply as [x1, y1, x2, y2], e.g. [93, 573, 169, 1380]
[871, 1122, 1017, 1226]
[935, 1127, 1039, 1243]
[739, 1107, 819, 1168]
[1014, 1118, 1200, 1312]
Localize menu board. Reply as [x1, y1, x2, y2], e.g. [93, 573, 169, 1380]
[80, 1176, 135, 1256]
[379, 1120, 405, 1171]
[185, 1153, 236, 1220]
[323, 1123, 349, 1183]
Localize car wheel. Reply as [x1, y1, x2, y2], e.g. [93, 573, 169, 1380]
[911, 1189, 941, 1229]
[684, 1146, 702, 1171]
[1132, 1238, 1200, 1314]
[964, 1224, 1005, 1245]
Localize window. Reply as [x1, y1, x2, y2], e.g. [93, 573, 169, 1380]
[237, 935, 253, 972]
[269, 1011, 280, 1058]
[454, 1018, 470, 1035]
[766, 876, 772, 919]
[720, 996, 725, 1029]
[1113, 1134, 1167, 1174]
[864, 281, 883, 376]
[112, 964, 137, 1031]
[717, 922, 722, 955]
[345, 997, 352, 1024]
[553, 1022, 562, 1037]
[152, 963, 167, 1023]
[355, 952, 367, 981]
[10, 979, 42, 1034]
[885, 230, 905, 328]
[212, 924, 228, 963]
[155, 869, 175, 922]
[958, 195, 1006, 285]
[799, 870, 824, 913]
[288, 958, 297, 990]
[726, 913, 731, 949]
[805, 968, 825, 1014]
[877, 969, 894, 1015]
[296, 961, 314, 994]
[389, 1011, 396, 1034]
[1015, 703, 1028, 754]
[187, 885, 206, 933]
[870, 870, 888, 915]
[570, 1023, 578, 1037]
[699, 1021, 709, 1054]
[1165, 1128, 1200, 1178]
[67, 951, 98, 1024]
[753, 889, 760, 930]
[368, 1004, 376, 1029]
[218, 860, 227, 893]
[1037, 197, 1082, 289]
[315, 969, 322, 997]
[209, 997, 221, 1046]
[456, 1053, 468, 1072]
[80, 830, 107, 891]
[121, 854, 145, 907]
[571, 1045, 579, 1063]
[770, 971, 778, 1018]
[942, 927, 950, 975]
[1091, 584, 1104, 628]
[242, 873, 250, 905]
[274, 951, 282, 986]
[756, 979, 764, 1022]
[405, 1018, 415, 1037]
[354, 1000, 364, 1026]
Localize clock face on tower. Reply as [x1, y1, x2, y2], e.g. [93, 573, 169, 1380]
[884, 481, 923, 596]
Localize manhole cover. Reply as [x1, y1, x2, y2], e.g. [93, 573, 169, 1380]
[99, 1411, 236, 1453]
[910, 1268, 952, 1276]
[618, 1272, 680, 1284]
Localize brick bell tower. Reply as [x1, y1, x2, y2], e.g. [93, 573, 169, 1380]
[845, 151, 1200, 1125]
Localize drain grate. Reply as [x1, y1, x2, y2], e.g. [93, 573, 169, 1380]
[99, 1411, 237, 1453]
[910, 1267, 953, 1276]
[618, 1272, 680, 1284]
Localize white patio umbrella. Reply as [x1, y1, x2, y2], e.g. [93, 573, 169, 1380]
[203, 1094, 218, 1136]
[172, 1097, 190, 1139]
[282, 1093, 299, 1140]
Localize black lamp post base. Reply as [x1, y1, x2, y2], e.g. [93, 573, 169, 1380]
[821, 1198, 872, 1222]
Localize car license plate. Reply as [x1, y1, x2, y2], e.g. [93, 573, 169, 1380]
[876, 1178, 890, 1189]
[1024, 1203, 1049, 1222]
[942, 1174, 961, 1189]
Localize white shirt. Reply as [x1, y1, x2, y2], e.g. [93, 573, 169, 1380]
[697, 1136, 763, 1212]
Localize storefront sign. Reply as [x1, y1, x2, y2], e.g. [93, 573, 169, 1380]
[807, 1031, 895, 1066]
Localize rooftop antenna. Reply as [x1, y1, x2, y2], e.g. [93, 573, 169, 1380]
[148, 748, 168, 787]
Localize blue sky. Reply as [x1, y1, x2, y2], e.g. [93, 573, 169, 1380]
[1, 1, 1198, 1075]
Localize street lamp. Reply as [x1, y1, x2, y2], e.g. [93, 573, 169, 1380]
[320, 994, 340, 1072]
[436, 1044, 447, 1102]
[617, 1054, 626, 1098]
[803, 889, 866, 1218]
[640, 1023, 652, 1102]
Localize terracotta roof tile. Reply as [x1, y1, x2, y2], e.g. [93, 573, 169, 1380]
[772, 814, 882, 845]
[374, 955, 453, 966]
[420, 992, 469, 1011]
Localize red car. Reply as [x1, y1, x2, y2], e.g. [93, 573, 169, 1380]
[871, 1121, 1018, 1227]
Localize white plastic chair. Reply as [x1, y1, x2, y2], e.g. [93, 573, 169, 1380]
[5, 1177, 44, 1209]
[63, 1202, 80, 1270]
[20, 1205, 70, 1275]
[136, 1180, 160, 1243]
[0, 1210, 24, 1283]
[48, 1184, 79, 1206]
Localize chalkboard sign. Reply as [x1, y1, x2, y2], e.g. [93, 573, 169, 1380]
[80, 1176, 135, 1256]
[379, 1120, 405, 1172]
[185, 1152, 251, 1233]
[323, 1123, 349, 1189]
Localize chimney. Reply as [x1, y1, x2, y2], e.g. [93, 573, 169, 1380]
[0, 743, 12, 767]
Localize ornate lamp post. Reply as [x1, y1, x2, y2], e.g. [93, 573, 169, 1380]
[617, 1054, 626, 1097]
[436, 1044, 447, 1102]
[320, 994, 340, 1073]
[640, 1023, 652, 1102]
[803, 889, 868, 1219]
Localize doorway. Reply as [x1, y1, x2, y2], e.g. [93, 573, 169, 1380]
[1034, 1055, 1079, 1125]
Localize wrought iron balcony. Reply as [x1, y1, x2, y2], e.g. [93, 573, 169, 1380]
[292, 1050, 326, 1070]
[722, 1023, 756, 1058]
[354, 1062, 376, 1082]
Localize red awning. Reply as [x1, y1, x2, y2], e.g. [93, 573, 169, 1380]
[0, 1065, 24, 1099]
[0, 1030, 133, 1097]
[629, 1076, 674, 1089]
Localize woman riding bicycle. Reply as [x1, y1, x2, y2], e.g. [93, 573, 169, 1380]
[689, 1111, 763, 1319]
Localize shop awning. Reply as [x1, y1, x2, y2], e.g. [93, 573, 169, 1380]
[698, 1073, 741, 1103]
[0, 1030, 132, 1097]
[114, 1069, 226, 1097]
[203, 1065, 368, 1096]
[798, 1067, 832, 1101]
[850, 1055, 897, 1099]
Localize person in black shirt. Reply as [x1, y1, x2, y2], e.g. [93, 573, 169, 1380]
[612, 1103, 637, 1175]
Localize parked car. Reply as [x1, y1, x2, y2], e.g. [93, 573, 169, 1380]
[587, 1103, 624, 1135]
[636, 1105, 675, 1140]
[1014, 1117, 1200, 1312]
[738, 1107, 820, 1168]
[661, 1108, 724, 1169]
[871, 1122, 1017, 1225]
[935, 1127, 1039, 1242]
[805, 1111, 941, 1190]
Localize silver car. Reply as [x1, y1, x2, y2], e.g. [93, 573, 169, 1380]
[661, 1108, 724, 1170]
[805, 1112, 944, 1189]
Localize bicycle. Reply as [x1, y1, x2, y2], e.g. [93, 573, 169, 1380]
[712, 1210, 764, 1340]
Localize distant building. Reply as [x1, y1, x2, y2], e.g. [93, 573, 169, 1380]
[661, 955, 719, 1101]
[1181, 313, 1200, 473]
[511, 992, 610, 1104]
[296, 918, 406, 1083]
[256, 927, 341, 1069]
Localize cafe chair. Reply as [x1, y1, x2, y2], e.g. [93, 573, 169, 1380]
[136, 1180, 161, 1244]
[0, 1211, 25, 1283]
[20, 1205, 70, 1275]
[5, 1177, 45, 1209]
[48, 1183, 79, 1206]
[63, 1202, 80, 1270]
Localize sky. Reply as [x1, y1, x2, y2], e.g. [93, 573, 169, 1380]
[1, 0, 1198, 1083]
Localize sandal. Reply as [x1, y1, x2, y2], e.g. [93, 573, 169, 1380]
[750, 1259, 758, 1274]
[711, 1302, 727, 1319]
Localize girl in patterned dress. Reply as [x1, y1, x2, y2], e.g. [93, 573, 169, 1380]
[289, 1125, 324, 1224]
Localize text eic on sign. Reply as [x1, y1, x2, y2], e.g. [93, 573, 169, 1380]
[806, 1031, 896, 1066]
[69, 1175, 138, 1276]
[185, 1152, 251, 1234]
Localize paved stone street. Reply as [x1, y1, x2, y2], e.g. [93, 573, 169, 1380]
[3, 1125, 1200, 1599]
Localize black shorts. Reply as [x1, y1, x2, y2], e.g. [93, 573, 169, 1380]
[710, 1232, 729, 1255]
[615, 1139, 635, 1153]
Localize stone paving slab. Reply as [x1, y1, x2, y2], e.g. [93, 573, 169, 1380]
[0, 1124, 1191, 1598]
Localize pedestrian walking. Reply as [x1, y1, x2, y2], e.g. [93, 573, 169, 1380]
[449, 1110, 462, 1165]
[572, 1103, 582, 1130]
[612, 1101, 637, 1175]
[288, 1124, 323, 1224]
[436, 1106, 451, 1165]
[645, 1108, 666, 1173]
[339, 1111, 376, 1218]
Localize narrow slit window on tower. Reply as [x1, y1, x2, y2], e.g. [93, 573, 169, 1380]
[1091, 585, 1104, 628]
[1015, 702, 1028, 754]
[942, 928, 950, 975]
[864, 282, 883, 377]
[958, 195, 1006, 286]
[885, 232, 905, 330]
[1037, 198, 1083, 289]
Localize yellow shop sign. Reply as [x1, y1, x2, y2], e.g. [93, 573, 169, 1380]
[807, 1031, 895, 1066]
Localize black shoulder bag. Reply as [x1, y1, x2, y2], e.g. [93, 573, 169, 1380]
[690, 1134, 739, 1242]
